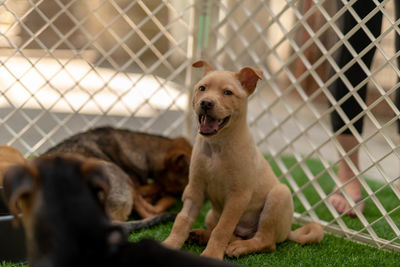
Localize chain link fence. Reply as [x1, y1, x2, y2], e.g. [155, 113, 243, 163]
[1, 0, 400, 251]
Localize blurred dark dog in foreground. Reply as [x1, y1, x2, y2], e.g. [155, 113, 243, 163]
[2, 154, 236, 267]
[44, 126, 192, 221]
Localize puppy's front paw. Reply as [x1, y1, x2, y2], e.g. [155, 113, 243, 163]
[201, 247, 224, 260]
[225, 240, 246, 258]
[163, 236, 181, 249]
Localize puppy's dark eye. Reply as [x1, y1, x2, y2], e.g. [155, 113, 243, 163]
[199, 86, 206, 91]
[224, 90, 233, 96]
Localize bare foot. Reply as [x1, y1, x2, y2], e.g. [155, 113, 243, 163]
[329, 162, 364, 216]
[329, 185, 364, 217]
[329, 135, 364, 217]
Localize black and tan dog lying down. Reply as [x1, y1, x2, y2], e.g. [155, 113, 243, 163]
[44, 126, 192, 221]
[2, 154, 236, 267]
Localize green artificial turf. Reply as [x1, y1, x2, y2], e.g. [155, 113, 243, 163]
[270, 156, 400, 242]
[3, 156, 400, 266]
[130, 155, 400, 266]
[129, 202, 400, 266]
[0, 262, 25, 267]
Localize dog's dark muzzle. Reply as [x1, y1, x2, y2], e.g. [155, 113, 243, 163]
[200, 98, 214, 111]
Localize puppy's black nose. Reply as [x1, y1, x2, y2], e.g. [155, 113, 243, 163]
[200, 98, 214, 111]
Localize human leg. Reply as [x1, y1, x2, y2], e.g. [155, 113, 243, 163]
[329, 0, 383, 215]
[329, 135, 364, 216]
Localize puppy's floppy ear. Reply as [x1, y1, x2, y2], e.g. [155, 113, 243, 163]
[81, 159, 110, 207]
[236, 66, 263, 95]
[2, 164, 38, 225]
[192, 60, 214, 76]
[165, 137, 191, 172]
[165, 150, 190, 173]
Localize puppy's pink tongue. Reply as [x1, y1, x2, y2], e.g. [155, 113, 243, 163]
[200, 115, 219, 134]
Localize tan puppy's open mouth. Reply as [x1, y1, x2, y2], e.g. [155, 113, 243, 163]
[198, 113, 230, 136]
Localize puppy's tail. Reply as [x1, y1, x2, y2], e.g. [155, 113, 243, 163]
[287, 222, 324, 245]
[116, 213, 176, 233]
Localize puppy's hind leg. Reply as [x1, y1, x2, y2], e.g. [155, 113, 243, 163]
[134, 191, 175, 218]
[226, 184, 293, 258]
[152, 196, 177, 214]
[134, 193, 158, 218]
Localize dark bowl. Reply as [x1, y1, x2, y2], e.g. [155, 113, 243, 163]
[0, 187, 27, 263]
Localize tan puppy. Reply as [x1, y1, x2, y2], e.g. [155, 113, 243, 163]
[163, 61, 324, 259]
[0, 145, 26, 186]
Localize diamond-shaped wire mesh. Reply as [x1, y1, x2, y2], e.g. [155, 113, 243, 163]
[0, 0, 195, 155]
[202, 0, 400, 250]
[1, 0, 400, 251]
